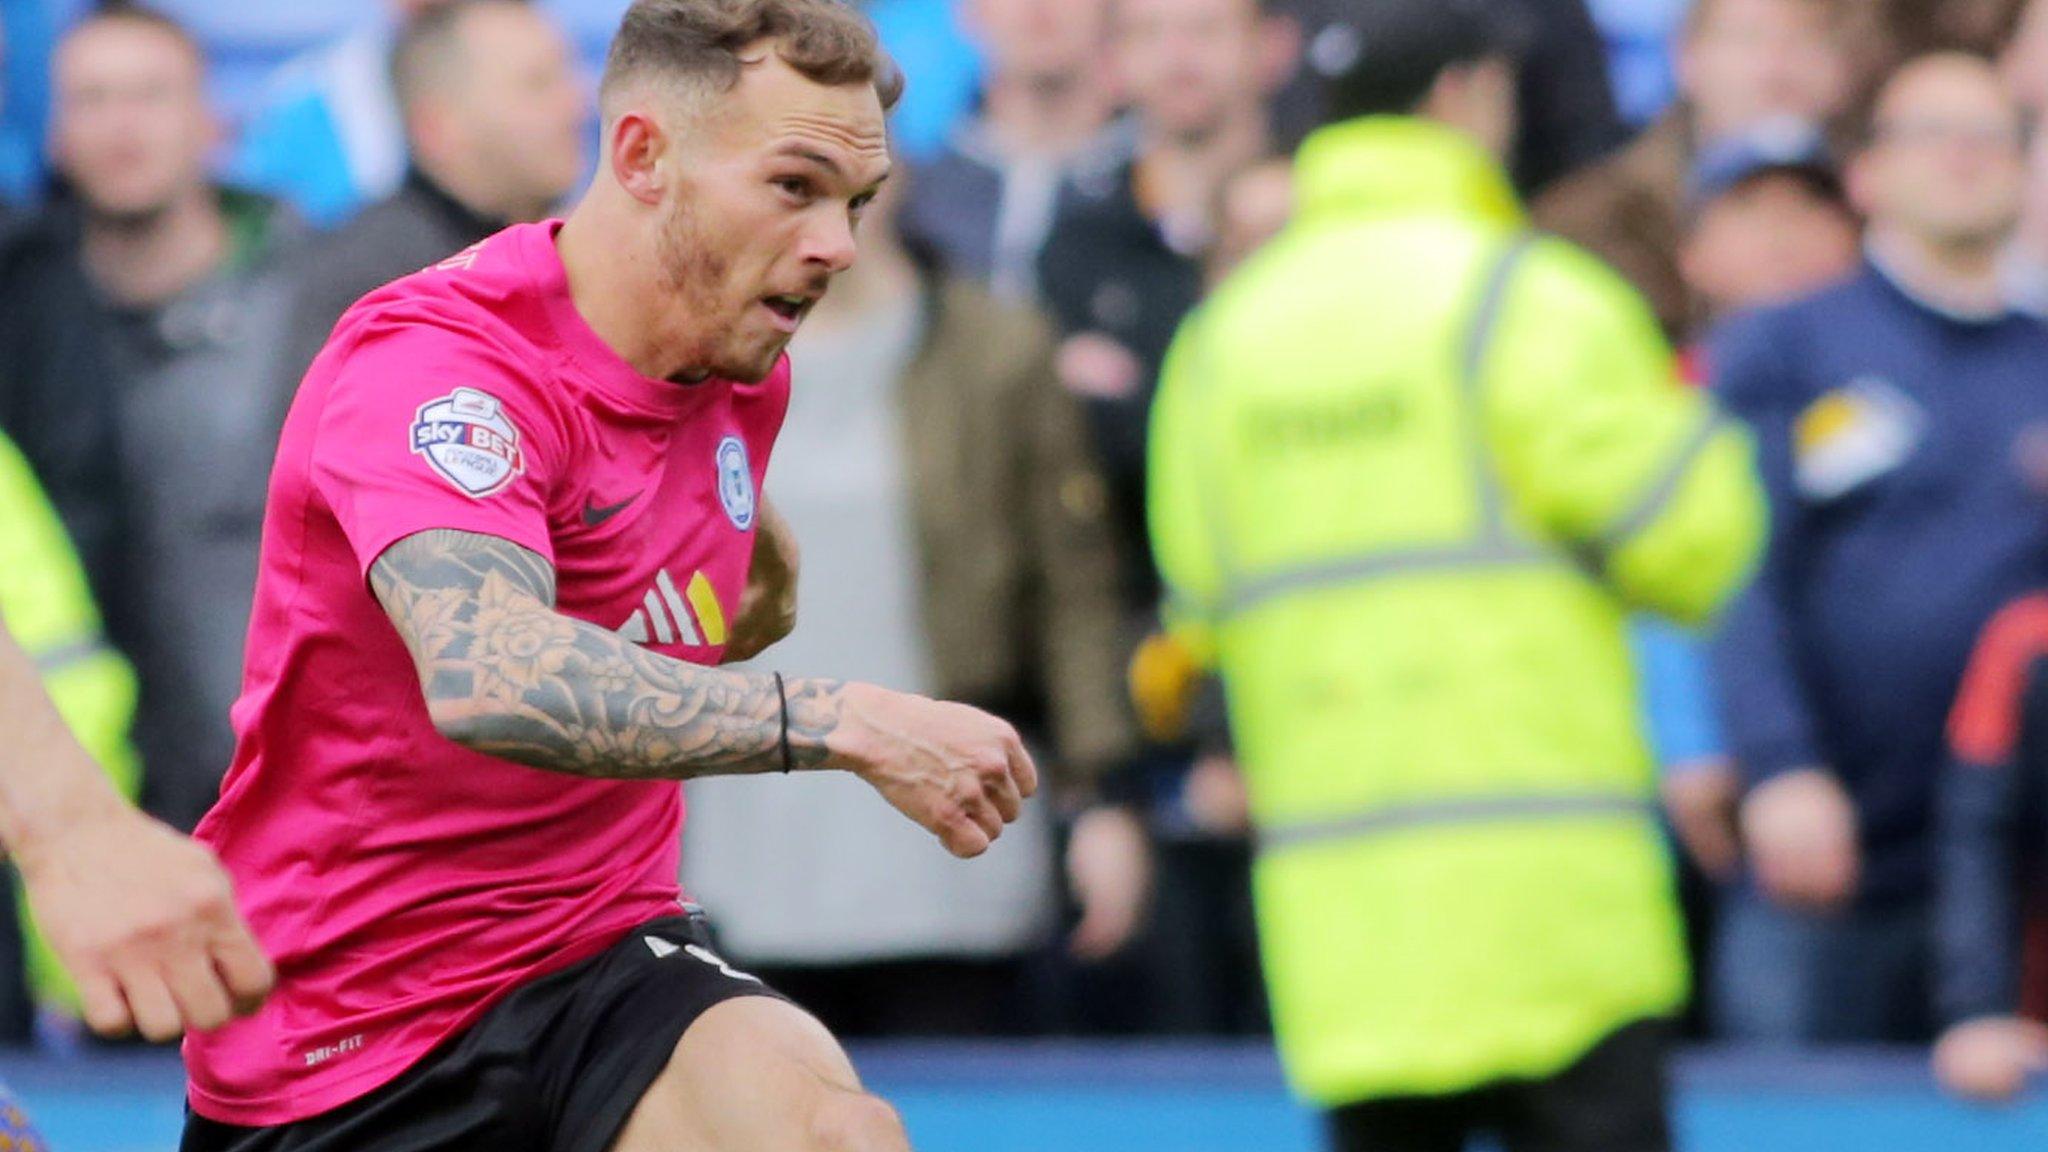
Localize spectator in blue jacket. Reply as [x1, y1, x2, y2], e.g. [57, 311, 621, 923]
[1657, 121, 1860, 891]
[1708, 52, 2048, 1043]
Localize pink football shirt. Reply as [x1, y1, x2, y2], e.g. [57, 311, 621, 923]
[184, 222, 790, 1124]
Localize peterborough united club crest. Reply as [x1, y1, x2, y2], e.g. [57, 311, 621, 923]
[411, 388, 524, 499]
[717, 435, 755, 530]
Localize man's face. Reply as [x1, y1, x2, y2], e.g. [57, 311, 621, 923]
[50, 19, 213, 223]
[444, 5, 589, 212]
[1114, 0, 1273, 143]
[971, 0, 1108, 86]
[1682, 174, 1861, 315]
[1855, 57, 2027, 249]
[1680, 0, 1849, 141]
[654, 51, 889, 383]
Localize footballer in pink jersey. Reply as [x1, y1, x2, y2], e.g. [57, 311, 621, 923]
[182, 4, 1038, 1152]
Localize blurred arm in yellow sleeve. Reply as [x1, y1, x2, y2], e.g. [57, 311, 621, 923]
[1484, 241, 1767, 625]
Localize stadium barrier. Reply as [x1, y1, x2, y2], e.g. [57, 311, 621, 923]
[4, 1043, 2046, 1151]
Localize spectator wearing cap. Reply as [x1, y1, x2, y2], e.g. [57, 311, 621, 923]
[899, 0, 1129, 303]
[1536, 0, 1852, 343]
[1146, 0, 1763, 1143]
[1680, 121, 1863, 324]
[1707, 53, 2048, 1044]
[1648, 119, 1861, 1033]
[277, 0, 587, 392]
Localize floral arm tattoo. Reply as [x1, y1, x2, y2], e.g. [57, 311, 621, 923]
[368, 528, 842, 779]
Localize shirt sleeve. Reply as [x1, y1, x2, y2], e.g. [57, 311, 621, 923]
[1630, 618, 1727, 770]
[1484, 241, 1766, 626]
[308, 314, 566, 578]
[1702, 311, 1829, 788]
[1936, 598, 2048, 1023]
[1936, 751, 2025, 1024]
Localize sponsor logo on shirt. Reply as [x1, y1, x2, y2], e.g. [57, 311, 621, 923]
[716, 435, 755, 530]
[582, 490, 640, 527]
[1793, 376, 1925, 502]
[411, 387, 525, 499]
[618, 568, 728, 648]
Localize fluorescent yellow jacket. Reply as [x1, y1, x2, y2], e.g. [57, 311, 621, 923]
[1148, 117, 1766, 1105]
[0, 430, 139, 1015]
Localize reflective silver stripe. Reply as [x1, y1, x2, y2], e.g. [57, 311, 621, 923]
[1592, 410, 1733, 559]
[32, 637, 113, 676]
[1259, 792, 1656, 854]
[1213, 236, 1549, 621]
[1224, 538, 1559, 616]
[1461, 234, 1539, 541]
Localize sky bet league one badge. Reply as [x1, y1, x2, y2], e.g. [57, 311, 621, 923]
[412, 387, 526, 499]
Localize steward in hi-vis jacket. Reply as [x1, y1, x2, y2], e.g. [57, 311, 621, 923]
[1145, 5, 1765, 1148]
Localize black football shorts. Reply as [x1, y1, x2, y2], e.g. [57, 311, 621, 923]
[182, 908, 787, 1152]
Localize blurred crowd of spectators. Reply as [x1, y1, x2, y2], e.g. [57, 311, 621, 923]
[6, 0, 2048, 1098]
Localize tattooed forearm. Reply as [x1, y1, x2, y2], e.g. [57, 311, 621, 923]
[369, 529, 842, 779]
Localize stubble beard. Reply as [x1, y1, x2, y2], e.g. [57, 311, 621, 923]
[655, 194, 752, 381]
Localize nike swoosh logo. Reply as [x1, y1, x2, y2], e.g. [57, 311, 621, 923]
[582, 492, 639, 527]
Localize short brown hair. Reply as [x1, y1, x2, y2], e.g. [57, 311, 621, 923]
[599, 0, 904, 115]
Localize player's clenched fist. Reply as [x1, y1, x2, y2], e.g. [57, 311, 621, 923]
[829, 683, 1039, 858]
[16, 803, 273, 1042]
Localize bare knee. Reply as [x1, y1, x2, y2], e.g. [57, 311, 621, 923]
[808, 1090, 909, 1152]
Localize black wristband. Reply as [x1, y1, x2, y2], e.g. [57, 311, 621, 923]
[774, 672, 793, 774]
